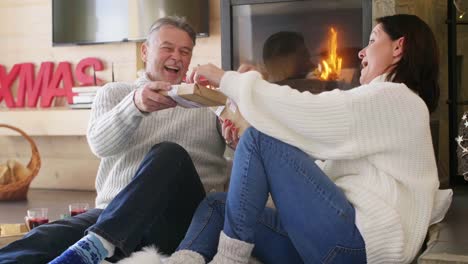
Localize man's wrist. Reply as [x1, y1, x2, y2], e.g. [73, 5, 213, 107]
[133, 90, 149, 114]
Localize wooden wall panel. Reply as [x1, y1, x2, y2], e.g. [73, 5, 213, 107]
[0, 1, 140, 85]
[0, 136, 95, 159]
[29, 158, 99, 190]
[0, 136, 99, 189]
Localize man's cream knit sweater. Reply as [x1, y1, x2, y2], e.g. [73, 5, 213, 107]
[219, 71, 440, 263]
[87, 75, 227, 209]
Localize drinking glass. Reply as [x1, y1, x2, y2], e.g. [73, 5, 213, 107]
[25, 208, 49, 230]
[69, 203, 89, 216]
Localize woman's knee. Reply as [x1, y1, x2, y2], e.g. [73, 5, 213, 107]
[242, 127, 259, 140]
[238, 127, 262, 149]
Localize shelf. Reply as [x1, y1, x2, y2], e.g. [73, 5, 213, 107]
[0, 107, 91, 136]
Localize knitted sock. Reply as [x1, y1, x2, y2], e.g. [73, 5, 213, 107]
[164, 250, 205, 264]
[49, 233, 111, 264]
[209, 231, 254, 264]
[90, 232, 115, 257]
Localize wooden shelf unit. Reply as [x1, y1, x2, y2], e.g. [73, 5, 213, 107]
[0, 108, 90, 136]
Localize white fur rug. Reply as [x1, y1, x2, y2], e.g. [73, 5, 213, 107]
[107, 246, 263, 264]
[106, 246, 166, 264]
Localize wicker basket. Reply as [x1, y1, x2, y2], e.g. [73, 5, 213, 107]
[0, 124, 41, 201]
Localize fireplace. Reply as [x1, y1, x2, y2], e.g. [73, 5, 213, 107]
[221, 0, 372, 89]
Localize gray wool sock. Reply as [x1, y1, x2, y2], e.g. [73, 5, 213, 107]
[209, 231, 254, 264]
[165, 249, 205, 264]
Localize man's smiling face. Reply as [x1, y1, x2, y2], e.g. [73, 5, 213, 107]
[142, 25, 194, 84]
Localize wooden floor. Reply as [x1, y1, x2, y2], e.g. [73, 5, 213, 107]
[419, 185, 468, 263]
[0, 187, 467, 263]
[0, 189, 96, 224]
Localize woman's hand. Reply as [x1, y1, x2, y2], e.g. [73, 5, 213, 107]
[221, 118, 240, 149]
[188, 63, 225, 87]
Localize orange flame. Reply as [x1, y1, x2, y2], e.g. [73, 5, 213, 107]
[319, 27, 342, 81]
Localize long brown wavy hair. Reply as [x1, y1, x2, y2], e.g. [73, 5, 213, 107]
[377, 14, 440, 113]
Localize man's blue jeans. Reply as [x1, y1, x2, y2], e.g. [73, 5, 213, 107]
[178, 127, 366, 263]
[0, 142, 206, 264]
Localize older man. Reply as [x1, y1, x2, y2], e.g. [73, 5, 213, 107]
[0, 16, 227, 264]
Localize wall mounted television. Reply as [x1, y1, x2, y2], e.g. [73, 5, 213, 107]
[52, 0, 209, 46]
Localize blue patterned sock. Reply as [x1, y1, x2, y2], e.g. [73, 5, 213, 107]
[49, 233, 109, 264]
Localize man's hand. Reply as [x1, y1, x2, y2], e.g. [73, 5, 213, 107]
[188, 63, 225, 87]
[134, 81, 177, 113]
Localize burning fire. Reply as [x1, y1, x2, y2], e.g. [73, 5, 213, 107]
[317, 27, 342, 81]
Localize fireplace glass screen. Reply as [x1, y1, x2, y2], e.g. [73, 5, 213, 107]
[226, 0, 371, 89]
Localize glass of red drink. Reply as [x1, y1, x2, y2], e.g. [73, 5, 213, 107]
[25, 208, 49, 230]
[69, 203, 89, 216]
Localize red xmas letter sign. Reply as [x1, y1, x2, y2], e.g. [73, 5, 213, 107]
[0, 64, 21, 108]
[76, 57, 104, 86]
[16, 62, 53, 107]
[0, 57, 104, 108]
[40, 62, 74, 107]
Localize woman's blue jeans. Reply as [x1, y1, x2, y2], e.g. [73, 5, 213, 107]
[178, 127, 366, 264]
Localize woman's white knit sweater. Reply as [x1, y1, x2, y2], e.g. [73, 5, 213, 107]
[87, 75, 227, 209]
[219, 71, 440, 263]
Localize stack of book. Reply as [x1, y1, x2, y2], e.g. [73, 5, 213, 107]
[69, 86, 100, 109]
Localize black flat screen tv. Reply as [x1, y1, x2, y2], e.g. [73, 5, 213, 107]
[52, 0, 209, 46]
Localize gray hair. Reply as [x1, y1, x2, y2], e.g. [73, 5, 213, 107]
[147, 16, 196, 46]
